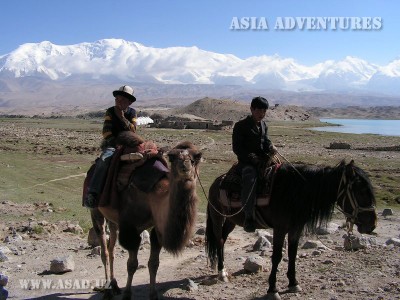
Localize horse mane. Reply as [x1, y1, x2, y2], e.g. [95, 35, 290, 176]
[271, 162, 344, 234]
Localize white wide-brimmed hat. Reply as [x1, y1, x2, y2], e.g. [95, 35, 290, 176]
[112, 85, 136, 102]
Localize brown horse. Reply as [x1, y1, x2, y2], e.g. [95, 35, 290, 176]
[205, 160, 377, 300]
[85, 138, 202, 300]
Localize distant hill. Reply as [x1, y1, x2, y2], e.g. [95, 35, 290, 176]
[149, 97, 314, 122]
[308, 106, 400, 119]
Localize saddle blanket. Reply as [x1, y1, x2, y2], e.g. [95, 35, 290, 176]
[218, 163, 281, 208]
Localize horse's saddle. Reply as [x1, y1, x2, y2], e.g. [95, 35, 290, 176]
[219, 163, 280, 208]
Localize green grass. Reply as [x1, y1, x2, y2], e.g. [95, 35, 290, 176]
[1, 117, 399, 231]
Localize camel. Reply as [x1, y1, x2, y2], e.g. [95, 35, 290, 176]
[84, 136, 202, 300]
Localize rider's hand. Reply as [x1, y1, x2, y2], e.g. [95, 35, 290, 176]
[269, 145, 278, 155]
[114, 107, 124, 119]
[248, 153, 260, 166]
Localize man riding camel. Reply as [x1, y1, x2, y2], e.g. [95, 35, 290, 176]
[232, 96, 277, 232]
[84, 85, 137, 208]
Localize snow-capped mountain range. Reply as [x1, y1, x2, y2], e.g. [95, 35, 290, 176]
[0, 39, 399, 114]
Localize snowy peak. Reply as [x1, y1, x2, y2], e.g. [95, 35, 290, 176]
[0, 39, 399, 95]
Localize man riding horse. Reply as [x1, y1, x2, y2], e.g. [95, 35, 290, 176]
[232, 96, 277, 232]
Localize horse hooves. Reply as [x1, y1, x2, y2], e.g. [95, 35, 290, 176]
[265, 292, 281, 300]
[287, 285, 302, 293]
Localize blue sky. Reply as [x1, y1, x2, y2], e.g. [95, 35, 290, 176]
[1, 0, 399, 65]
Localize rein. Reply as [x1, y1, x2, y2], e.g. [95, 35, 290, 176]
[335, 169, 376, 233]
[195, 168, 255, 218]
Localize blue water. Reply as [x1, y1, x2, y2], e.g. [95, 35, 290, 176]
[312, 119, 400, 137]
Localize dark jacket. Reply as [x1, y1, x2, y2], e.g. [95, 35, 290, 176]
[101, 106, 137, 148]
[232, 115, 272, 164]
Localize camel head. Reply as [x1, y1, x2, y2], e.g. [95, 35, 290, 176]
[168, 141, 202, 180]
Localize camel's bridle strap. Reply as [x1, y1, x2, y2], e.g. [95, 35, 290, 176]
[335, 169, 375, 233]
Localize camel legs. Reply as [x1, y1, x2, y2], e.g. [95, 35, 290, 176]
[90, 209, 111, 283]
[108, 222, 118, 280]
[148, 228, 162, 300]
[118, 225, 141, 300]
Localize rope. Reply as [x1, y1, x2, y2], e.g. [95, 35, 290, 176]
[196, 169, 255, 218]
[275, 151, 307, 182]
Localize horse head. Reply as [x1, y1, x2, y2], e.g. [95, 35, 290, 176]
[167, 141, 202, 180]
[336, 160, 377, 234]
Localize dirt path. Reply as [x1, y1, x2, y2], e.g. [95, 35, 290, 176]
[1, 202, 399, 300]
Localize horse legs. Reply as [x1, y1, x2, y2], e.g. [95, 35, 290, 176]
[148, 229, 162, 300]
[286, 229, 302, 293]
[267, 229, 286, 298]
[216, 220, 235, 282]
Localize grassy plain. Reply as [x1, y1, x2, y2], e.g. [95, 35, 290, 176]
[0, 117, 399, 231]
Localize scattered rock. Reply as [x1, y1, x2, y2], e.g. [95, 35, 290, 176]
[0, 247, 11, 255]
[195, 226, 206, 235]
[343, 235, 377, 250]
[252, 236, 272, 251]
[385, 238, 400, 247]
[382, 208, 393, 217]
[0, 274, 8, 286]
[3, 233, 23, 243]
[327, 142, 351, 150]
[0, 286, 8, 300]
[302, 240, 328, 250]
[243, 256, 265, 273]
[185, 278, 198, 291]
[0, 252, 9, 263]
[63, 224, 83, 235]
[50, 255, 75, 274]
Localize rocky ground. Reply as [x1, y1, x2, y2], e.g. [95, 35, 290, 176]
[0, 202, 399, 300]
[0, 115, 399, 300]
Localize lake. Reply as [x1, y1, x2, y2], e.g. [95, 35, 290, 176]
[311, 119, 400, 137]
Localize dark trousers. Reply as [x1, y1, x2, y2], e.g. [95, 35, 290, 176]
[239, 163, 258, 218]
[88, 147, 115, 195]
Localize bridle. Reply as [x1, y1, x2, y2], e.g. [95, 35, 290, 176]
[335, 168, 376, 233]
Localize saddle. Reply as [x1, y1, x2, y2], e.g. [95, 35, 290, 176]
[219, 162, 280, 208]
[82, 131, 170, 209]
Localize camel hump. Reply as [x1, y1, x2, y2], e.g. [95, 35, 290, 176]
[116, 131, 145, 148]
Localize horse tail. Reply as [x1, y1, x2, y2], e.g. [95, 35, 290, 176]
[205, 176, 222, 268]
[205, 204, 218, 268]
